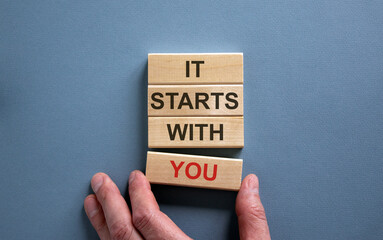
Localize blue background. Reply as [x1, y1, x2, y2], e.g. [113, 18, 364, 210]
[1, 1, 383, 239]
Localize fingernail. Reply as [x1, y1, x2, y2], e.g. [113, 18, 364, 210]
[91, 174, 103, 193]
[248, 175, 259, 193]
[129, 171, 136, 184]
[85, 197, 99, 218]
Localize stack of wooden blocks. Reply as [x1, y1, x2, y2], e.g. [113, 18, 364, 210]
[146, 53, 244, 191]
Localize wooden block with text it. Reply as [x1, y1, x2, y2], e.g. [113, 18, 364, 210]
[148, 84, 243, 116]
[148, 116, 244, 148]
[148, 53, 243, 85]
[146, 151, 243, 191]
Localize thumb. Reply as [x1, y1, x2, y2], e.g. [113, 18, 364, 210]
[128, 171, 192, 240]
[236, 174, 271, 240]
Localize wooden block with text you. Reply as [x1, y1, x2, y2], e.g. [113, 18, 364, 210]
[146, 151, 243, 191]
[148, 84, 243, 116]
[148, 53, 243, 85]
[148, 117, 244, 148]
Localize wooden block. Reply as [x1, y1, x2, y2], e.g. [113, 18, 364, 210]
[148, 117, 244, 148]
[148, 53, 243, 84]
[146, 151, 243, 190]
[148, 84, 243, 116]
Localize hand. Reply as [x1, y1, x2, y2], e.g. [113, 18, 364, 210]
[84, 171, 271, 240]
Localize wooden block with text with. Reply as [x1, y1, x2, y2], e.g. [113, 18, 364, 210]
[148, 117, 244, 148]
[147, 53, 244, 148]
[146, 151, 243, 191]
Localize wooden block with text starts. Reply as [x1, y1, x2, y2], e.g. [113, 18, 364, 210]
[148, 53, 244, 148]
[146, 151, 243, 191]
[148, 85, 243, 116]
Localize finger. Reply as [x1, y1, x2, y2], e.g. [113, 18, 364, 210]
[128, 170, 191, 240]
[236, 174, 271, 240]
[91, 172, 143, 240]
[84, 194, 110, 240]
